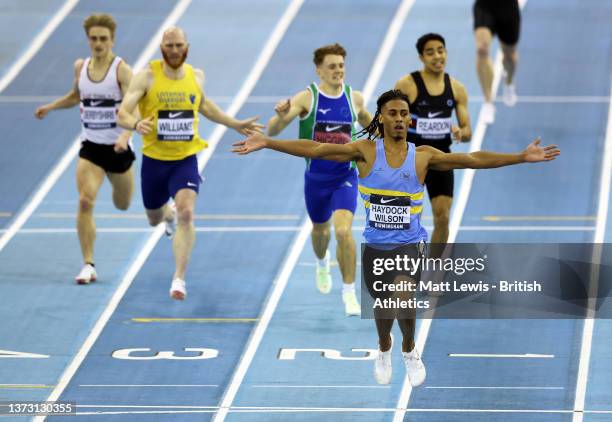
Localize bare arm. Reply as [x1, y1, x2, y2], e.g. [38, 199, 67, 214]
[352, 90, 373, 129]
[195, 68, 264, 135]
[451, 79, 472, 142]
[113, 61, 136, 151]
[117, 69, 152, 134]
[267, 90, 311, 136]
[424, 138, 560, 171]
[34, 59, 82, 118]
[232, 131, 366, 162]
[394, 74, 417, 102]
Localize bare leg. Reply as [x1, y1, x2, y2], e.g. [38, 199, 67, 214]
[145, 204, 173, 226]
[172, 188, 197, 280]
[311, 221, 331, 260]
[76, 159, 105, 264]
[475, 27, 494, 102]
[501, 42, 518, 84]
[397, 318, 416, 353]
[375, 318, 394, 352]
[430, 195, 452, 245]
[107, 166, 134, 211]
[332, 210, 356, 284]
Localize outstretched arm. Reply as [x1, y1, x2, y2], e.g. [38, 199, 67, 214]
[232, 131, 365, 162]
[200, 97, 264, 135]
[426, 138, 560, 171]
[34, 59, 83, 118]
[268, 90, 310, 136]
[195, 68, 264, 135]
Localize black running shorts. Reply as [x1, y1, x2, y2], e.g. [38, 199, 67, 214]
[79, 140, 135, 173]
[425, 168, 454, 199]
[473, 0, 521, 46]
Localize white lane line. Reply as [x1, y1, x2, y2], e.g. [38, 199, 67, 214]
[32, 212, 300, 220]
[448, 353, 554, 358]
[34, 1, 194, 419]
[572, 80, 612, 422]
[456, 225, 595, 231]
[426, 386, 564, 390]
[79, 384, 218, 388]
[0, 0, 81, 253]
[212, 2, 416, 421]
[393, 1, 528, 420]
[251, 385, 391, 389]
[0, 0, 80, 93]
[63, 405, 612, 415]
[1, 225, 595, 235]
[37, 1, 304, 421]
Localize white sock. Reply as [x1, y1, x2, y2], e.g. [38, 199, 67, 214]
[342, 282, 355, 294]
[317, 251, 329, 267]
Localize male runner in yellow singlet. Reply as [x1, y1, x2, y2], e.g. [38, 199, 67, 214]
[118, 27, 263, 300]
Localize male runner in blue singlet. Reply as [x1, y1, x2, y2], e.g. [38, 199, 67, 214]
[268, 43, 372, 316]
[233, 90, 559, 387]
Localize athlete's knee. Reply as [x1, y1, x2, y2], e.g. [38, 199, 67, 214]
[147, 214, 162, 226]
[433, 206, 450, 227]
[477, 45, 490, 59]
[312, 223, 331, 237]
[176, 205, 194, 225]
[503, 48, 518, 64]
[78, 194, 95, 213]
[476, 40, 490, 59]
[113, 196, 131, 211]
[335, 225, 353, 244]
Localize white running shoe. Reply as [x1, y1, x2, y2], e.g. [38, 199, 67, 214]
[374, 334, 393, 385]
[481, 101, 495, 124]
[75, 264, 97, 285]
[403, 347, 426, 387]
[342, 290, 361, 316]
[316, 250, 332, 294]
[503, 83, 517, 107]
[164, 202, 177, 238]
[169, 278, 186, 300]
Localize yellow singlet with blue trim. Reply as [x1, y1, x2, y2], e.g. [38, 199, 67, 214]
[139, 60, 207, 161]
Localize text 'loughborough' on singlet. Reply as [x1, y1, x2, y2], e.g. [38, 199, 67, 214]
[78, 56, 126, 145]
[299, 83, 357, 179]
[358, 140, 428, 244]
[138, 60, 206, 161]
[408, 71, 456, 151]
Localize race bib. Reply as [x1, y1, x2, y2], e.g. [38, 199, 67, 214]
[368, 194, 411, 230]
[416, 116, 452, 140]
[157, 110, 194, 141]
[313, 122, 352, 145]
[81, 98, 117, 129]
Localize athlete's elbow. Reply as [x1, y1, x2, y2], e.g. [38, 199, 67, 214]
[267, 126, 280, 137]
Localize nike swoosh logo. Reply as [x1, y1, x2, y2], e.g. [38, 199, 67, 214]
[380, 198, 397, 204]
[318, 108, 331, 114]
[187, 182, 197, 187]
[325, 125, 343, 132]
[427, 111, 444, 118]
[169, 112, 183, 119]
[90, 100, 104, 107]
